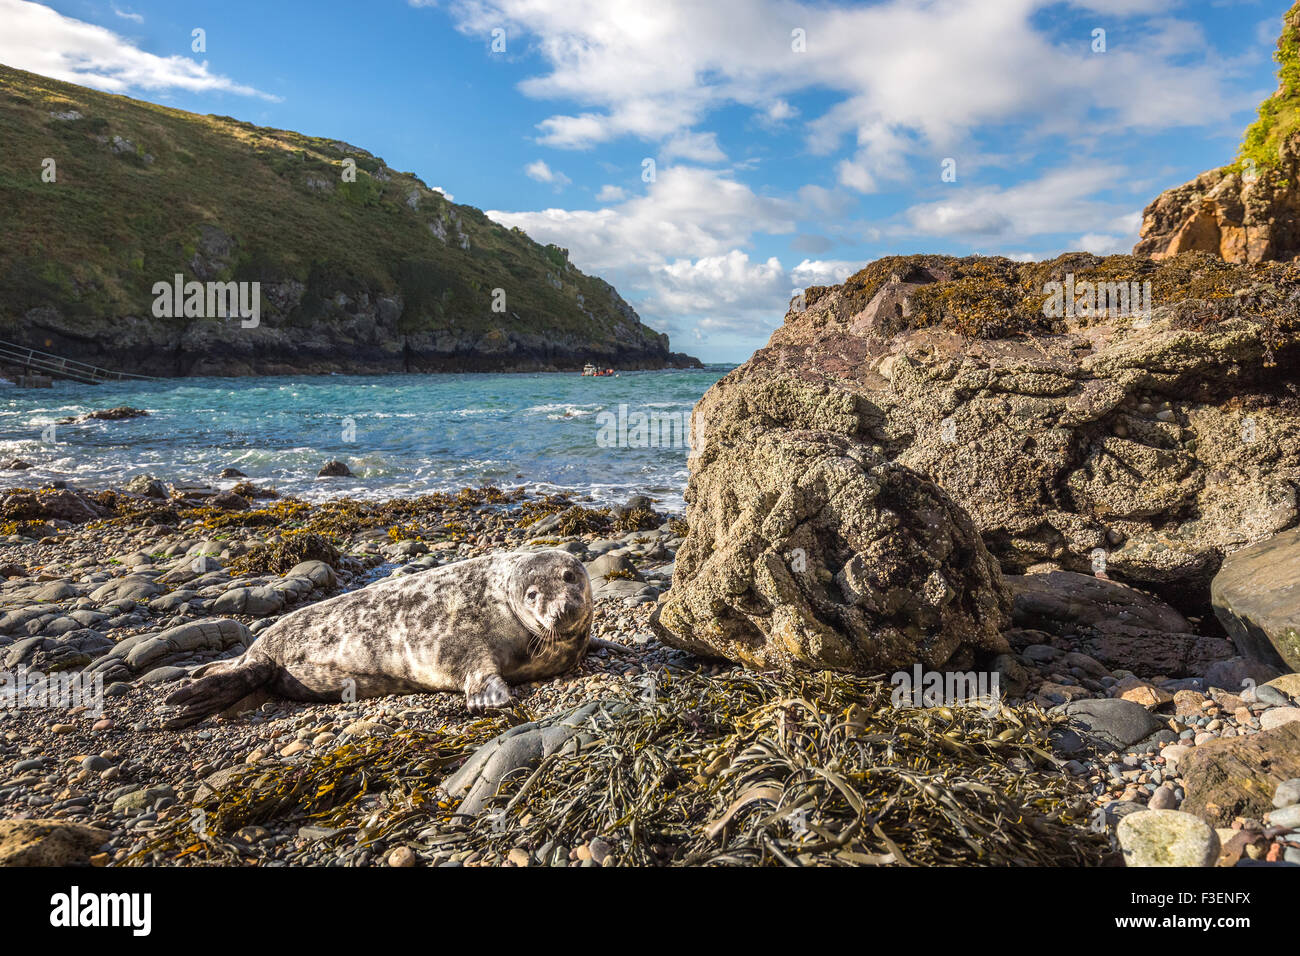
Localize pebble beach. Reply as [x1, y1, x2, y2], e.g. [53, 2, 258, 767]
[0, 476, 1297, 867]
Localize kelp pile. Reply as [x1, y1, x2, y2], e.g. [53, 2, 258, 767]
[77, 486, 527, 538]
[128, 716, 511, 865]
[515, 502, 664, 536]
[131, 670, 1111, 867]
[226, 530, 342, 576]
[13, 485, 671, 547]
[180, 486, 522, 538]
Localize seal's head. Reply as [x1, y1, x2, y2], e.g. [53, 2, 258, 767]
[511, 550, 593, 646]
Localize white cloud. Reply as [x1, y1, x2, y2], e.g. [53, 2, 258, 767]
[795, 184, 846, 216]
[431, 185, 455, 202]
[489, 165, 805, 335]
[761, 99, 797, 125]
[648, 251, 788, 333]
[1064, 0, 1176, 14]
[790, 259, 859, 288]
[489, 166, 872, 338]
[1076, 233, 1132, 255]
[1076, 210, 1143, 254]
[536, 112, 615, 149]
[524, 159, 572, 188]
[441, 0, 1242, 179]
[900, 164, 1132, 241]
[661, 131, 726, 163]
[836, 158, 878, 194]
[110, 4, 143, 23]
[0, 0, 277, 99]
[489, 165, 797, 272]
[1113, 210, 1144, 235]
[428, 0, 1252, 356]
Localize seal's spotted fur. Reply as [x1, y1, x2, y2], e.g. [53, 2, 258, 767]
[162, 550, 593, 728]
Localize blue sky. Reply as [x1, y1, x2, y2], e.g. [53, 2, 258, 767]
[1, 0, 1291, 362]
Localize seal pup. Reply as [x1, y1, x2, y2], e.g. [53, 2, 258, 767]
[161, 549, 593, 728]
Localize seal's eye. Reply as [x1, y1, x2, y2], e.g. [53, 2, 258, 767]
[562, 570, 575, 583]
[526, 588, 539, 602]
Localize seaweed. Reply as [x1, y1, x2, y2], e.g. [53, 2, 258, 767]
[227, 531, 341, 575]
[826, 252, 1300, 341]
[131, 670, 1111, 867]
[610, 508, 660, 534]
[128, 719, 511, 866]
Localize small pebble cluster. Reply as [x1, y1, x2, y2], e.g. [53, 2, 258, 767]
[1016, 638, 1300, 867]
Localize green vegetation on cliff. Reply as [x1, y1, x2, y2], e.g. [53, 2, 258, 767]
[0, 64, 686, 372]
[1236, 2, 1300, 173]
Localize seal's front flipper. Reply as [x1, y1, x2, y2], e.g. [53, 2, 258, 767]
[465, 672, 511, 713]
[161, 657, 276, 729]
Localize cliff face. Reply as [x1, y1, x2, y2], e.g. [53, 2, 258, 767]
[0, 65, 699, 375]
[660, 253, 1299, 664]
[1134, 3, 1300, 263]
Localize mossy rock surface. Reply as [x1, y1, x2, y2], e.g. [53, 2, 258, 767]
[687, 250, 1300, 607]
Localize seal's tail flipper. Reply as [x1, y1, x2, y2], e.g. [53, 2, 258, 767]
[161, 657, 276, 729]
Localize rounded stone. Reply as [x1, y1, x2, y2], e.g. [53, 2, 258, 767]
[1117, 809, 1220, 867]
[1148, 786, 1179, 810]
[387, 845, 416, 867]
[1273, 777, 1300, 809]
[1265, 804, 1300, 830]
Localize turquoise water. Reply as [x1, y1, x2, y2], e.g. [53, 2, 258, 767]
[0, 368, 731, 510]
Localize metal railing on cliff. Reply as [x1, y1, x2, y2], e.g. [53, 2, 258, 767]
[0, 339, 159, 385]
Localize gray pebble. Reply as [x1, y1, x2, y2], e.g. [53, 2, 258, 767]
[1256, 685, 1292, 708]
[1273, 778, 1300, 809]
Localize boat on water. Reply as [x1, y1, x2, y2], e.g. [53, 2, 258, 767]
[581, 364, 615, 376]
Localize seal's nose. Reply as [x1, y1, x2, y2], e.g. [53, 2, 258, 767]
[556, 599, 584, 627]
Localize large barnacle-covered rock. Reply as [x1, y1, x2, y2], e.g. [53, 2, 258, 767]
[656, 377, 1010, 672]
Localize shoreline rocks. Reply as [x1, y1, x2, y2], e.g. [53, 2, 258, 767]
[1117, 809, 1220, 867]
[688, 253, 1299, 610]
[0, 481, 1295, 867]
[657, 378, 1010, 673]
[56, 407, 149, 425]
[1212, 526, 1300, 670]
[1179, 722, 1300, 826]
[0, 819, 109, 866]
[1007, 570, 1235, 676]
[1132, 5, 1300, 264]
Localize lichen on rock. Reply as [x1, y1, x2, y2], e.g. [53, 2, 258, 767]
[662, 246, 1299, 675]
[656, 377, 1010, 673]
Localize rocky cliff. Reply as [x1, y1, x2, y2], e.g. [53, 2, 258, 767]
[0, 65, 698, 375]
[658, 252, 1300, 671]
[1133, 3, 1300, 263]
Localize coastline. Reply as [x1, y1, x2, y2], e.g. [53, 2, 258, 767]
[3, 480, 1293, 866]
[0, 349, 706, 380]
[0, 485, 687, 865]
[0, 369, 729, 509]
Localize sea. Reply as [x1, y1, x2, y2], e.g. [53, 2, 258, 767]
[0, 367, 732, 512]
